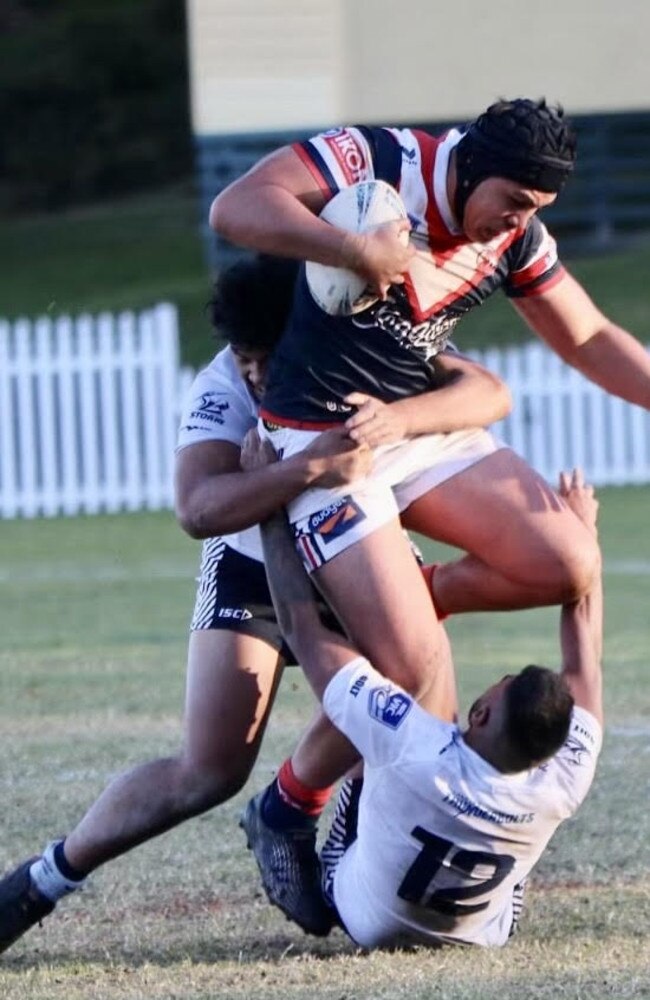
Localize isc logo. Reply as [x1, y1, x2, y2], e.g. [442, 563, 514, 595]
[217, 608, 253, 620]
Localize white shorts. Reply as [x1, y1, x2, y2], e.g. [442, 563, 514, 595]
[259, 420, 505, 572]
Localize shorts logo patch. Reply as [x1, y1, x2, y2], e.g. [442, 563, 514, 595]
[308, 497, 366, 543]
[350, 674, 368, 698]
[217, 608, 253, 620]
[368, 685, 412, 729]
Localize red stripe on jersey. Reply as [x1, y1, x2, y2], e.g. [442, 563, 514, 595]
[403, 230, 521, 323]
[292, 143, 333, 200]
[516, 265, 567, 297]
[413, 130, 454, 245]
[509, 249, 559, 287]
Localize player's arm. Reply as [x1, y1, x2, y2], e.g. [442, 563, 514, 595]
[175, 430, 371, 539]
[513, 271, 650, 409]
[258, 508, 360, 701]
[209, 144, 412, 297]
[344, 352, 512, 447]
[557, 469, 604, 725]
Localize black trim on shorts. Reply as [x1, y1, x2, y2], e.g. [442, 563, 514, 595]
[190, 538, 342, 662]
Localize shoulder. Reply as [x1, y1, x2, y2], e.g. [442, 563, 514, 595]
[177, 347, 257, 450]
[187, 348, 251, 405]
[535, 705, 602, 814]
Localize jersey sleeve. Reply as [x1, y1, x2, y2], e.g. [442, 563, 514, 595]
[176, 366, 256, 452]
[292, 127, 377, 198]
[504, 218, 566, 298]
[547, 705, 603, 815]
[323, 658, 439, 767]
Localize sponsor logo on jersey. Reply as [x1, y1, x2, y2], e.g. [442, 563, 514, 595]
[322, 129, 366, 185]
[189, 392, 230, 425]
[442, 789, 534, 825]
[354, 300, 458, 361]
[217, 607, 253, 620]
[368, 684, 412, 729]
[308, 497, 366, 543]
[562, 733, 591, 767]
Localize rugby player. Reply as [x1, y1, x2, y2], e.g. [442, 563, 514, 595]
[243, 451, 602, 949]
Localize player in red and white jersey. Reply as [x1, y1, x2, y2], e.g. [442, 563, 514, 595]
[262, 122, 564, 422]
[213, 99, 644, 932]
[244, 450, 602, 950]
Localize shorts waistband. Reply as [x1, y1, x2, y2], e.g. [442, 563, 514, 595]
[260, 408, 344, 431]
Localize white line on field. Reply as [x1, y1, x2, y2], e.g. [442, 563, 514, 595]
[1, 558, 650, 584]
[0, 562, 198, 584]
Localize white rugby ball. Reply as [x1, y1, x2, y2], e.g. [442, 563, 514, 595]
[305, 180, 408, 316]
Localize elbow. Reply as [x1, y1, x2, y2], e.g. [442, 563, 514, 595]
[209, 187, 240, 243]
[176, 510, 205, 541]
[479, 371, 513, 423]
[175, 498, 212, 540]
[208, 192, 226, 236]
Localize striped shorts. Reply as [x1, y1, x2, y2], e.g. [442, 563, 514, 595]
[190, 537, 343, 658]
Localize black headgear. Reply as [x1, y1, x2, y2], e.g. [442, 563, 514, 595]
[453, 99, 577, 228]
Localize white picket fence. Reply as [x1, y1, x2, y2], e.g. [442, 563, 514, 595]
[0, 304, 193, 518]
[472, 343, 650, 487]
[0, 306, 649, 519]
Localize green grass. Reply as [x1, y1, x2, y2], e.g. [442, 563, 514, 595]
[0, 487, 649, 998]
[0, 182, 214, 370]
[1, 184, 650, 371]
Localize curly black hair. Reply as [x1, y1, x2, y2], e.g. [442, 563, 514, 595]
[208, 254, 299, 350]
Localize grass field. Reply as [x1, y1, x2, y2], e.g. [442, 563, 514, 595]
[1, 488, 650, 999]
[2, 183, 650, 370]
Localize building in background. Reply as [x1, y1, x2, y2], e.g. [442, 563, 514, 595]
[186, 0, 650, 268]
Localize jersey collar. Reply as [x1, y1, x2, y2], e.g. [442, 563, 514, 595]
[433, 128, 464, 236]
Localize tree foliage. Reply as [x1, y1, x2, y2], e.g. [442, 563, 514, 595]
[0, 0, 192, 212]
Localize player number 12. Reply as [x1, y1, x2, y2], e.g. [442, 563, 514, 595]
[397, 826, 516, 916]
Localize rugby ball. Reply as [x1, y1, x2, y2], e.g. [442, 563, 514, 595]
[305, 180, 408, 316]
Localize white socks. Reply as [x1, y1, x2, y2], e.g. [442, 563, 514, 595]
[30, 841, 86, 902]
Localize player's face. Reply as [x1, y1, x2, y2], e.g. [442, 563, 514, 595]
[231, 346, 270, 400]
[462, 178, 556, 243]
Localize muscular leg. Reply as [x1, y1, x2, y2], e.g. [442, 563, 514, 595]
[64, 629, 284, 873]
[311, 518, 448, 699]
[401, 449, 599, 614]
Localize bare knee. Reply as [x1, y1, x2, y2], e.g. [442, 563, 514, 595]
[559, 536, 599, 601]
[168, 754, 252, 819]
[538, 532, 599, 603]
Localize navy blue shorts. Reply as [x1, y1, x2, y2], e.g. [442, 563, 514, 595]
[190, 538, 341, 661]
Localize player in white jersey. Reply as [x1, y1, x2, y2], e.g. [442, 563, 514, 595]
[242, 446, 603, 950]
[0, 257, 512, 951]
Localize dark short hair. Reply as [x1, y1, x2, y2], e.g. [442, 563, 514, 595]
[208, 254, 299, 350]
[503, 665, 574, 766]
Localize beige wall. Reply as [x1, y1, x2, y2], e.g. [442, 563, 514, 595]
[187, 0, 345, 134]
[188, 0, 650, 136]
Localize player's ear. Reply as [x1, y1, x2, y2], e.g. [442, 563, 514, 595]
[469, 701, 490, 728]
